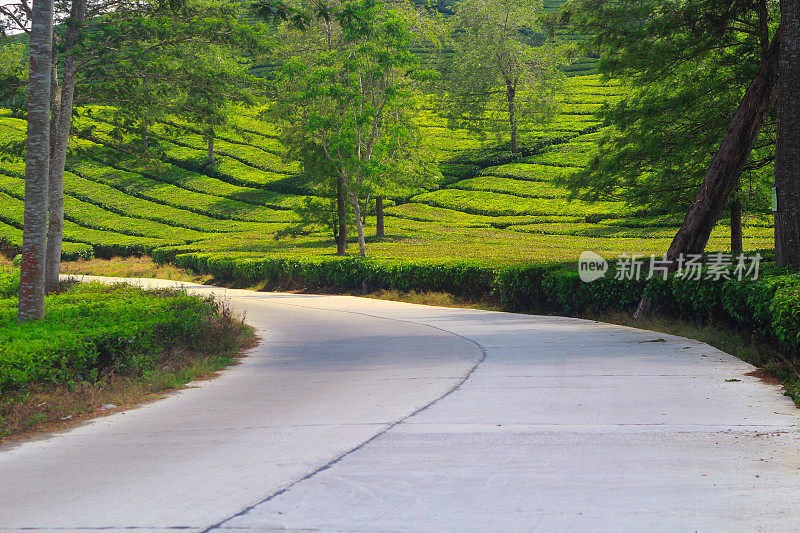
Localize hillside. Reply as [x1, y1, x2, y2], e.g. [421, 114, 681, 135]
[0, 1, 775, 267]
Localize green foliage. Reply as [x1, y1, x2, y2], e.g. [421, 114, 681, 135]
[80, 0, 269, 156]
[0, 41, 772, 266]
[0, 266, 19, 298]
[560, 0, 777, 212]
[0, 43, 26, 118]
[438, 0, 566, 149]
[267, 0, 440, 254]
[0, 283, 232, 391]
[413, 188, 629, 217]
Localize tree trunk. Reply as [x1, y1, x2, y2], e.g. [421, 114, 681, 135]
[376, 195, 384, 238]
[45, 0, 86, 292]
[634, 29, 781, 319]
[759, 0, 770, 55]
[347, 188, 367, 257]
[351, 201, 367, 257]
[730, 195, 743, 255]
[207, 136, 215, 165]
[45, 53, 62, 293]
[775, 1, 800, 268]
[49, 55, 60, 158]
[507, 82, 518, 153]
[336, 174, 347, 255]
[19, 0, 54, 323]
[143, 115, 149, 152]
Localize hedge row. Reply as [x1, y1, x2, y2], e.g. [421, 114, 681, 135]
[0, 282, 231, 391]
[156, 251, 496, 299]
[157, 251, 800, 358]
[0, 237, 94, 262]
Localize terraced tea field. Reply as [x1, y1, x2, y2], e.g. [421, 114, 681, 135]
[0, 73, 774, 266]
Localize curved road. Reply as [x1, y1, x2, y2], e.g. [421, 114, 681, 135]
[1, 277, 799, 532]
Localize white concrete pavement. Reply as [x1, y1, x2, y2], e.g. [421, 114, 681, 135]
[1, 276, 799, 532]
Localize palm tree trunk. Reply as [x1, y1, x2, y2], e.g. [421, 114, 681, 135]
[45, 0, 86, 292]
[19, 0, 54, 323]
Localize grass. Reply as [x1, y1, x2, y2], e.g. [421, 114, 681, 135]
[60, 256, 209, 282]
[0, 278, 254, 441]
[367, 289, 497, 310]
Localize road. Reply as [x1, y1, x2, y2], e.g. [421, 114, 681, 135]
[1, 277, 799, 532]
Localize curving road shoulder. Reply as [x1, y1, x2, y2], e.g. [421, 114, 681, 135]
[1, 277, 799, 532]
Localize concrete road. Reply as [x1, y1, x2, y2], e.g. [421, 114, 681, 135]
[1, 277, 798, 532]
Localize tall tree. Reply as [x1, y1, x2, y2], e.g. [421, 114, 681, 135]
[633, 30, 781, 318]
[775, 0, 800, 268]
[439, 0, 564, 153]
[561, 0, 778, 244]
[267, 0, 437, 256]
[45, 0, 86, 291]
[18, 0, 53, 322]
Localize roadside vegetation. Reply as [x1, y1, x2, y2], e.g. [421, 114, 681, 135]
[0, 265, 253, 440]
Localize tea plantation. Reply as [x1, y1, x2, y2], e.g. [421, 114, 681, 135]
[0, 72, 774, 268]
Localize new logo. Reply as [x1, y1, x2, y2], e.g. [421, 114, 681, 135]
[578, 251, 608, 282]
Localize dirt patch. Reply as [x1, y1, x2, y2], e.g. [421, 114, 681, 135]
[745, 368, 784, 387]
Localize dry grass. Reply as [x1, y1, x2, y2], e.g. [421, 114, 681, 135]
[60, 256, 209, 282]
[0, 354, 240, 445]
[367, 289, 498, 310]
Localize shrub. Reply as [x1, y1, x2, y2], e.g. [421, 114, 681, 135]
[168, 253, 495, 299]
[0, 267, 19, 298]
[0, 283, 240, 391]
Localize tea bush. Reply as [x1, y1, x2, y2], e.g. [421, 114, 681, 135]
[0, 282, 240, 391]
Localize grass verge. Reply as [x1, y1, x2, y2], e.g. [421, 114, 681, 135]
[0, 281, 255, 443]
[60, 256, 209, 282]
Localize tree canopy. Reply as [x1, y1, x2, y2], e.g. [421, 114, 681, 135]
[438, 0, 565, 152]
[560, 0, 778, 214]
[266, 0, 438, 256]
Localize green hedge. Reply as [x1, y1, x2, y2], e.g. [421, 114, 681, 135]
[0, 282, 224, 391]
[0, 237, 93, 262]
[157, 251, 496, 299]
[157, 251, 800, 360]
